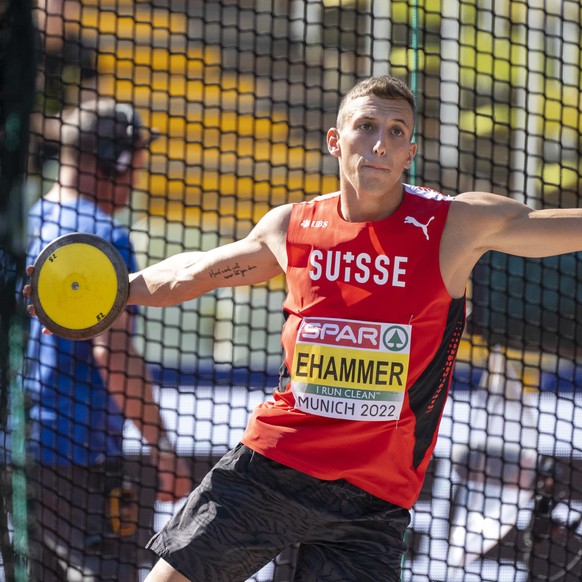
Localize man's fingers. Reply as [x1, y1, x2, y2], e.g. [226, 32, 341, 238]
[24, 273, 53, 334]
[23, 266, 34, 297]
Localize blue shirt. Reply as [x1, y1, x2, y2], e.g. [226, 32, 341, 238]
[25, 197, 138, 466]
[28, 197, 58, 244]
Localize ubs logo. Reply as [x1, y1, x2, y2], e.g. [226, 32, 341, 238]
[300, 219, 328, 228]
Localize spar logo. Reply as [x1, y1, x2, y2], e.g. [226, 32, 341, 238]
[298, 318, 411, 352]
[382, 325, 409, 352]
[298, 319, 381, 349]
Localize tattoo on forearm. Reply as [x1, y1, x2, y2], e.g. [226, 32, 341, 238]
[208, 262, 258, 280]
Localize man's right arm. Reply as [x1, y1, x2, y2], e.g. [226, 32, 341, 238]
[128, 204, 291, 308]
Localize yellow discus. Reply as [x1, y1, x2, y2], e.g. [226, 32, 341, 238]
[31, 233, 129, 340]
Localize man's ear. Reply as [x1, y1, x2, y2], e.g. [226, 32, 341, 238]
[327, 128, 341, 158]
[404, 142, 417, 169]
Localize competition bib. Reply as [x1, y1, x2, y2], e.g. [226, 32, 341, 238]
[291, 317, 411, 421]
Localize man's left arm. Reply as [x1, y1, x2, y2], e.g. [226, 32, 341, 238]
[457, 191, 582, 258]
[440, 192, 582, 298]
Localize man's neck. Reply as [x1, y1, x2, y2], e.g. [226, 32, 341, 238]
[339, 183, 405, 223]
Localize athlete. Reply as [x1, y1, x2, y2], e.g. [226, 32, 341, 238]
[26, 76, 582, 581]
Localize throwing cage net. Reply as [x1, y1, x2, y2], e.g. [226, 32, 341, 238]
[0, 1, 581, 580]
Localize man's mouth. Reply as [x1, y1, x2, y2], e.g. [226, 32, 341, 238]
[362, 162, 389, 172]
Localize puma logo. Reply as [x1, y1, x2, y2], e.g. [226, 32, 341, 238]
[404, 216, 435, 240]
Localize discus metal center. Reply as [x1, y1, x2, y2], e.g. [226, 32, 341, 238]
[71, 282, 80, 291]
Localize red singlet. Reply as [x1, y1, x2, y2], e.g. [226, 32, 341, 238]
[242, 184, 466, 509]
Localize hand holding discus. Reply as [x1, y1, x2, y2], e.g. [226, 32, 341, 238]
[26, 233, 129, 340]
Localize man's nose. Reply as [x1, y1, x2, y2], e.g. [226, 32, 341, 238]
[373, 137, 386, 156]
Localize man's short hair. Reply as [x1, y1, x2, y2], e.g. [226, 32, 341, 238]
[336, 76, 416, 130]
[61, 99, 156, 175]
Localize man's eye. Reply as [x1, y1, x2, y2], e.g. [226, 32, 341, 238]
[359, 123, 372, 131]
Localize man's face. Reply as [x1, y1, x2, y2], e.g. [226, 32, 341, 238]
[327, 95, 417, 199]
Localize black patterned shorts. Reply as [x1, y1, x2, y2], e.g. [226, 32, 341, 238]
[147, 443, 410, 581]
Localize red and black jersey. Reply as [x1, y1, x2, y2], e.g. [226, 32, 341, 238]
[242, 184, 466, 509]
